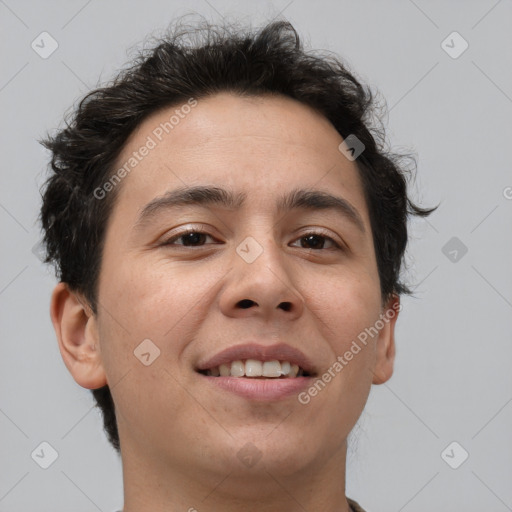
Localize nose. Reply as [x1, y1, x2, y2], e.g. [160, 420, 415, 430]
[218, 234, 304, 322]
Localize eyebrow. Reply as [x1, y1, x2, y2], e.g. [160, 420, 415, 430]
[134, 185, 366, 234]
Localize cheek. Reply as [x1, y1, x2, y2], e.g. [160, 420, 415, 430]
[95, 260, 217, 445]
[301, 269, 380, 413]
[298, 295, 380, 445]
[101, 258, 214, 339]
[308, 266, 381, 351]
[96, 256, 231, 388]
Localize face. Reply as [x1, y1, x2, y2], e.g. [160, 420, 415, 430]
[53, 92, 397, 489]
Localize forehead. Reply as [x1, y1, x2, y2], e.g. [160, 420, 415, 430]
[110, 92, 370, 228]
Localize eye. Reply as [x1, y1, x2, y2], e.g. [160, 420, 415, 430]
[161, 229, 218, 247]
[160, 228, 342, 250]
[290, 231, 342, 251]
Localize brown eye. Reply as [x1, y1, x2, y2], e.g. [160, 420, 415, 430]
[160, 228, 342, 251]
[162, 230, 216, 247]
[292, 231, 341, 250]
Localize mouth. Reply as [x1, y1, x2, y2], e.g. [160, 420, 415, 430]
[194, 342, 317, 401]
[197, 359, 314, 378]
[195, 342, 317, 378]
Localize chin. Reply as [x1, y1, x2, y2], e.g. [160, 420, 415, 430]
[230, 429, 321, 476]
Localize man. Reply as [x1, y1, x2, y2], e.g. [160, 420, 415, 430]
[40, 17, 435, 512]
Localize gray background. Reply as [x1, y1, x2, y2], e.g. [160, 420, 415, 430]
[1, 1, 511, 511]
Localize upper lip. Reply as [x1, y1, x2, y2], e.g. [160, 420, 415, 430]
[196, 342, 316, 375]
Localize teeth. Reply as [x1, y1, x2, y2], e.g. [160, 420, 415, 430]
[230, 360, 245, 377]
[219, 364, 230, 377]
[245, 359, 263, 377]
[204, 360, 305, 378]
[262, 360, 281, 377]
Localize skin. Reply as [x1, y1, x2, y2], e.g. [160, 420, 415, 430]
[50, 92, 399, 512]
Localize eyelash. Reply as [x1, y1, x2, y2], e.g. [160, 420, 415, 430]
[160, 228, 343, 251]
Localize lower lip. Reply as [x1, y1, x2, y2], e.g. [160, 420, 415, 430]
[198, 374, 314, 401]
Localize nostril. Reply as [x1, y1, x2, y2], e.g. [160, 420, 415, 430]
[238, 299, 255, 309]
[279, 302, 292, 312]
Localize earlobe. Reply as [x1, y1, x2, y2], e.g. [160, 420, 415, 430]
[50, 282, 107, 390]
[372, 294, 400, 385]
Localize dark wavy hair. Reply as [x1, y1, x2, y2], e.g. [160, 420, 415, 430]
[39, 16, 437, 453]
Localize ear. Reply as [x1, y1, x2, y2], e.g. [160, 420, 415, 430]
[372, 294, 400, 385]
[50, 282, 107, 389]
